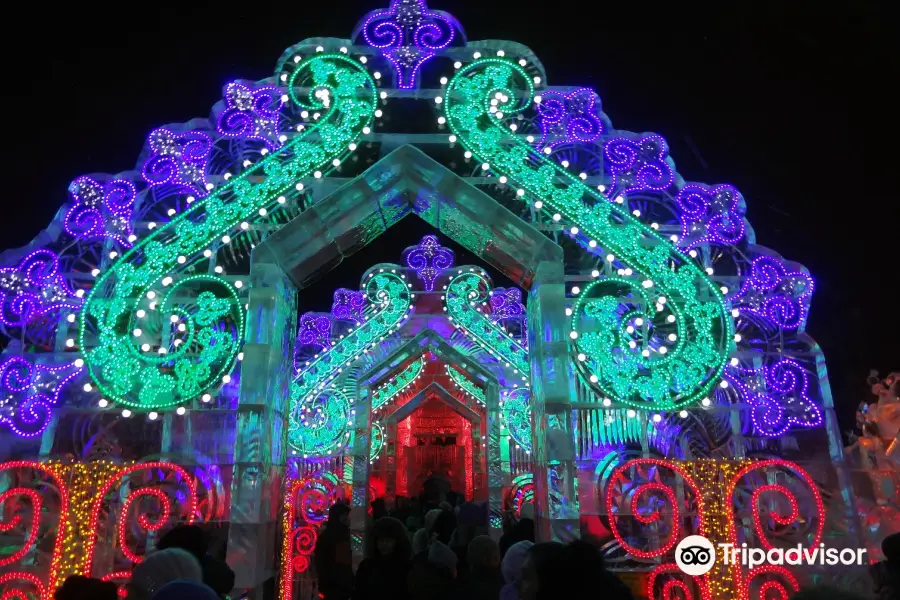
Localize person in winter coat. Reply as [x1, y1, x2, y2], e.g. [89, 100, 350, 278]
[157, 525, 235, 598]
[313, 503, 354, 600]
[871, 532, 900, 600]
[353, 517, 413, 600]
[500, 541, 533, 600]
[456, 536, 504, 600]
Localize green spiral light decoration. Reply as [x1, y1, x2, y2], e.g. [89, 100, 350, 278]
[80, 54, 377, 410]
[289, 271, 411, 452]
[443, 59, 733, 410]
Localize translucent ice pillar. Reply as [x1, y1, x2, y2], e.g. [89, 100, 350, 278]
[226, 257, 297, 594]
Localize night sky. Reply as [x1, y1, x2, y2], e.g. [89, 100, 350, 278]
[1, 2, 890, 436]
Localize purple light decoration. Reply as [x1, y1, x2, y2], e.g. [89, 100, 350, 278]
[489, 287, 525, 321]
[0, 355, 83, 438]
[64, 176, 137, 246]
[141, 127, 213, 197]
[733, 256, 814, 330]
[216, 82, 286, 150]
[403, 234, 454, 291]
[0, 250, 82, 328]
[332, 288, 366, 322]
[724, 359, 822, 437]
[675, 184, 747, 249]
[604, 135, 675, 194]
[537, 88, 605, 150]
[297, 313, 333, 351]
[358, 0, 462, 89]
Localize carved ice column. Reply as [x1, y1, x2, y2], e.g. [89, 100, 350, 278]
[227, 258, 296, 595]
[527, 261, 579, 542]
[348, 384, 371, 569]
[486, 379, 505, 539]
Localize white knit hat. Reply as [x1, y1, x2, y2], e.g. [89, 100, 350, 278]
[130, 548, 203, 598]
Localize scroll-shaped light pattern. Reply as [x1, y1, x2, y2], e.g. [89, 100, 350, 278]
[290, 387, 352, 456]
[85, 462, 198, 574]
[489, 287, 525, 321]
[331, 288, 366, 322]
[537, 88, 605, 150]
[446, 365, 485, 405]
[371, 356, 424, 411]
[290, 271, 412, 451]
[604, 458, 704, 559]
[0, 356, 83, 438]
[358, 0, 462, 89]
[646, 565, 709, 600]
[280, 476, 341, 600]
[724, 359, 822, 437]
[603, 135, 675, 194]
[675, 184, 747, 249]
[296, 313, 333, 352]
[444, 59, 732, 410]
[65, 177, 137, 247]
[81, 54, 377, 411]
[216, 82, 286, 150]
[445, 272, 529, 378]
[733, 256, 814, 331]
[403, 234, 454, 291]
[370, 422, 385, 461]
[0, 250, 82, 329]
[501, 388, 532, 452]
[141, 128, 212, 197]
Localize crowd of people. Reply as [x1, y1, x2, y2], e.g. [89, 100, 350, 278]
[46, 497, 900, 600]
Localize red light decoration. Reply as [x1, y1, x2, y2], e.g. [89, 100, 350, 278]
[118, 487, 174, 564]
[280, 475, 341, 600]
[741, 565, 799, 600]
[0, 488, 42, 567]
[729, 459, 824, 551]
[0, 572, 45, 600]
[85, 462, 197, 573]
[0, 461, 68, 594]
[646, 565, 710, 600]
[100, 571, 132, 599]
[605, 458, 704, 559]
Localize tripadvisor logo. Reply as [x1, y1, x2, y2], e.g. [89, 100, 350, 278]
[675, 535, 867, 575]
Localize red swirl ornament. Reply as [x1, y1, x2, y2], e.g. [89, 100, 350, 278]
[729, 459, 823, 552]
[0, 488, 42, 567]
[294, 526, 317, 555]
[742, 565, 799, 600]
[0, 572, 45, 600]
[292, 554, 310, 573]
[0, 461, 68, 592]
[100, 571, 131, 599]
[647, 564, 710, 600]
[605, 459, 704, 559]
[85, 462, 197, 573]
[118, 487, 173, 564]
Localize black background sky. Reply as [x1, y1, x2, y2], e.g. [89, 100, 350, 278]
[0, 2, 891, 435]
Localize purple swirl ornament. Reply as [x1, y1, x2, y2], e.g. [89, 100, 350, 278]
[724, 359, 822, 437]
[332, 288, 366, 322]
[489, 287, 525, 321]
[64, 176, 137, 246]
[216, 82, 286, 150]
[537, 88, 604, 150]
[0, 250, 82, 328]
[403, 234, 454, 291]
[675, 184, 747, 248]
[0, 356, 83, 438]
[142, 127, 212, 197]
[604, 135, 674, 194]
[733, 256, 814, 330]
[297, 313, 333, 351]
[357, 0, 463, 89]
